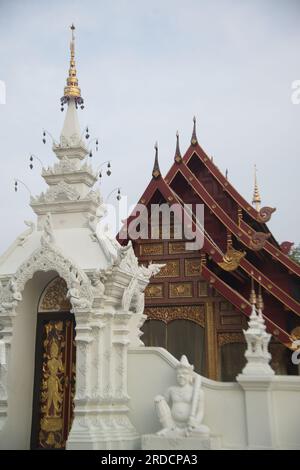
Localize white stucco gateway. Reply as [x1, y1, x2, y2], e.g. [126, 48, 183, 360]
[0, 26, 162, 450]
[0, 25, 300, 450]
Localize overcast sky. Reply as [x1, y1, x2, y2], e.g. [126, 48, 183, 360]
[0, 0, 299, 253]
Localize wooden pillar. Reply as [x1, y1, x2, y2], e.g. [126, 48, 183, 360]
[205, 300, 219, 380]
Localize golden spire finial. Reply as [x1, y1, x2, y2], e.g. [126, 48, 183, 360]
[249, 273, 256, 305]
[61, 24, 84, 110]
[174, 131, 182, 163]
[191, 116, 198, 146]
[252, 164, 261, 211]
[257, 277, 264, 311]
[152, 141, 161, 179]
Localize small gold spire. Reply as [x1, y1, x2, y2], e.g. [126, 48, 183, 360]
[61, 24, 84, 108]
[257, 278, 264, 310]
[226, 231, 233, 250]
[174, 131, 182, 163]
[152, 142, 161, 179]
[252, 164, 261, 211]
[250, 274, 256, 305]
[191, 116, 198, 146]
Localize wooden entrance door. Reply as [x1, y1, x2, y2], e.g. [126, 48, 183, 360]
[30, 312, 76, 449]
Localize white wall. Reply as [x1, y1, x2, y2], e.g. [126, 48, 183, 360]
[128, 347, 300, 450]
[127, 347, 247, 449]
[0, 270, 57, 450]
[2, 318, 300, 449]
[271, 377, 300, 449]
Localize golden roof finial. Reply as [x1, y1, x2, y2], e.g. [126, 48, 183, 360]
[191, 116, 198, 146]
[252, 164, 261, 211]
[152, 141, 161, 179]
[249, 273, 256, 305]
[61, 24, 84, 109]
[257, 277, 264, 311]
[174, 131, 182, 163]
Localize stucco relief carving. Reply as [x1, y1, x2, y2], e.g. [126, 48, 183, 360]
[85, 189, 102, 204]
[154, 355, 210, 438]
[116, 242, 165, 282]
[60, 133, 82, 148]
[0, 230, 93, 315]
[133, 291, 145, 315]
[16, 220, 35, 247]
[0, 277, 22, 313]
[122, 276, 139, 312]
[43, 156, 78, 175]
[90, 270, 106, 298]
[31, 181, 81, 204]
[0, 334, 8, 400]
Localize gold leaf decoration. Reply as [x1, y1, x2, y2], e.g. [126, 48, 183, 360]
[218, 247, 246, 272]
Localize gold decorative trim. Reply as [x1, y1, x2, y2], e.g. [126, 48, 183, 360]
[39, 277, 71, 312]
[185, 259, 202, 277]
[220, 315, 242, 326]
[198, 281, 208, 297]
[285, 327, 300, 350]
[140, 243, 164, 256]
[145, 305, 205, 326]
[154, 260, 180, 278]
[218, 332, 245, 347]
[205, 301, 218, 380]
[169, 282, 193, 298]
[217, 247, 246, 272]
[38, 321, 67, 448]
[145, 283, 164, 298]
[168, 242, 188, 254]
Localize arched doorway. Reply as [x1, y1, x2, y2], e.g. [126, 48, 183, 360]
[30, 276, 76, 450]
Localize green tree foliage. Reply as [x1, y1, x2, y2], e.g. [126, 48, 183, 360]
[289, 244, 300, 265]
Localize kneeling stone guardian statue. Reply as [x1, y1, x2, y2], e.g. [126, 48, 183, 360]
[142, 355, 211, 450]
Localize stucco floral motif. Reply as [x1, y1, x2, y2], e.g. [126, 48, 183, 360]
[115, 242, 164, 282]
[32, 181, 81, 204]
[60, 133, 82, 148]
[16, 220, 35, 247]
[122, 276, 139, 312]
[0, 238, 93, 314]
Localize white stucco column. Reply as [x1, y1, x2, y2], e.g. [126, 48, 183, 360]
[73, 309, 94, 400]
[237, 375, 276, 449]
[237, 296, 276, 449]
[0, 313, 14, 429]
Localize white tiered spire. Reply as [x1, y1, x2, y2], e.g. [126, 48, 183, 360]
[30, 25, 102, 229]
[60, 99, 82, 147]
[240, 280, 274, 376]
